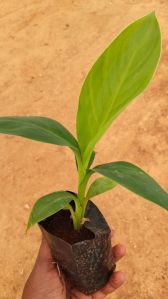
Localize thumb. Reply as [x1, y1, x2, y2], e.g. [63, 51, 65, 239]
[35, 237, 65, 282]
[35, 237, 55, 270]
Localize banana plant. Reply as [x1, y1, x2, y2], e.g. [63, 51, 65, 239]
[0, 12, 167, 231]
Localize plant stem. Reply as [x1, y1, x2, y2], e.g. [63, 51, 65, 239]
[66, 204, 78, 230]
[69, 150, 94, 230]
[73, 152, 94, 230]
[74, 200, 83, 230]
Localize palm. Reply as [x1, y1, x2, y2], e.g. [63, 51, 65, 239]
[22, 238, 125, 299]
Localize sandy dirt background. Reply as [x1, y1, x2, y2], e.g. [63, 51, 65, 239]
[0, 1, 168, 298]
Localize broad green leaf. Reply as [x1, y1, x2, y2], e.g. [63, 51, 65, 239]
[77, 12, 161, 167]
[27, 191, 75, 229]
[87, 176, 117, 199]
[0, 116, 79, 152]
[94, 161, 168, 211]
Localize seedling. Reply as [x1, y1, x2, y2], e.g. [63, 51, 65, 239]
[0, 12, 167, 233]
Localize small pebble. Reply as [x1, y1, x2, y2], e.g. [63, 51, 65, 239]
[24, 203, 30, 210]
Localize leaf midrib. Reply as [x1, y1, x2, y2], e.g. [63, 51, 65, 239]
[84, 23, 153, 158]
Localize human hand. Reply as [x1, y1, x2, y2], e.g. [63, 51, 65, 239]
[22, 237, 126, 299]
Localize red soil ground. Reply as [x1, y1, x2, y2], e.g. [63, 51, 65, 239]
[0, 1, 168, 298]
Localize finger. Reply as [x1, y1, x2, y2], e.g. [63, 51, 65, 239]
[36, 237, 53, 262]
[34, 237, 57, 273]
[92, 271, 125, 299]
[113, 244, 126, 262]
[71, 288, 92, 299]
[25, 237, 66, 297]
[71, 268, 125, 299]
[111, 226, 115, 237]
[37, 238, 67, 280]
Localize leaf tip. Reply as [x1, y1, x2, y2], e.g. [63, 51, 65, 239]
[26, 216, 33, 232]
[150, 10, 156, 16]
[143, 11, 158, 22]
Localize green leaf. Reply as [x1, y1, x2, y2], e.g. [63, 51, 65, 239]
[87, 176, 117, 199]
[0, 116, 79, 152]
[76, 12, 161, 167]
[94, 161, 168, 211]
[27, 191, 75, 229]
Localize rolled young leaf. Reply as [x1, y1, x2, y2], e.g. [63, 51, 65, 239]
[76, 12, 161, 167]
[87, 176, 117, 199]
[27, 191, 75, 229]
[94, 161, 168, 211]
[75, 150, 96, 170]
[0, 116, 79, 152]
[88, 151, 96, 168]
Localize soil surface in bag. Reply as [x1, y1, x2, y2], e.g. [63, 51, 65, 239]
[39, 201, 116, 294]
